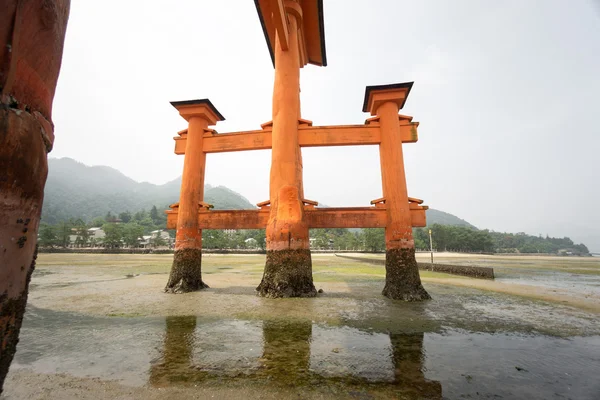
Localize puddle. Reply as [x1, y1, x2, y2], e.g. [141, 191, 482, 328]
[10, 306, 600, 399]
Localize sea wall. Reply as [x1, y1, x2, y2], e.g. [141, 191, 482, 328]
[334, 254, 495, 279]
[417, 263, 495, 279]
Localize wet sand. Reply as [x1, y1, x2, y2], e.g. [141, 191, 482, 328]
[23, 253, 600, 316]
[2, 253, 600, 399]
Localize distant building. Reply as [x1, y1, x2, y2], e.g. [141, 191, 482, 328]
[145, 230, 174, 248]
[139, 235, 152, 248]
[88, 227, 105, 247]
[558, 249, 579, 256]
[309, 236, 334, 250]
[68, 234, 78, 247]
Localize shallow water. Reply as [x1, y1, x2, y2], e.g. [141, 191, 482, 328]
[11, 306, 600, 399]
[496, 268, 600, 298]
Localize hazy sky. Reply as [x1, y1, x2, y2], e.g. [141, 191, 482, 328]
[50, 0, 600, 252]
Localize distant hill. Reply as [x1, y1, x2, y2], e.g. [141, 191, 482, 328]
[42, 158, 255, 224]
[42, 158, 475, 228]
[426, 208, 475, 228]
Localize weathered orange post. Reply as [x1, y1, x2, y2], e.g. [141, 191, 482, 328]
[364, 83, 430, 300]
[0, 0, 70, 391]
[165, 100, 224, 293]
[257, 0, 316, 297]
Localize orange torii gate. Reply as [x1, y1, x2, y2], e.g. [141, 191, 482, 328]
[164, 0, 430, 301]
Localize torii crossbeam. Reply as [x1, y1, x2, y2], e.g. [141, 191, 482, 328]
[164, 0, 430, 301]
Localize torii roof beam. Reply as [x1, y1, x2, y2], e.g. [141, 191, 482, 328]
[255, 0, 327, 67]
[173, 121, 419, 154]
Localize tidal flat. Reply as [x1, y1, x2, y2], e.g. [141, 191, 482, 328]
[2, 253, 600, 399]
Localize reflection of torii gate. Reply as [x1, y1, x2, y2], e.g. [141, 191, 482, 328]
[149, 316, 442, 398]
[164, 0, 430, 300]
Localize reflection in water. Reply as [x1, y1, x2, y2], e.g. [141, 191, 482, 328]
[11, 307, 600, 398]
[149, 315, 441, 397]
[149, 316, 204, 386]
[390, 333, 442, 399]
[260, 319, 312, 384]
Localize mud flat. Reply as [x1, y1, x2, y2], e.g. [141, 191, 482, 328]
[3, 253, 600, 399]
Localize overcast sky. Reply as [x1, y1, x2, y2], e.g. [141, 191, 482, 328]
[50, 0, 600, 252]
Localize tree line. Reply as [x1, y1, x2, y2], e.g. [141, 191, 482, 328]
[413, 224, 588, 255]
[38, 206, 590, 255]
[311, 225, 589, 255]
[38, 206, 170, 248]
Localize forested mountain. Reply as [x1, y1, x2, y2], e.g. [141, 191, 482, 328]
[42, 157, 472, 227]
[42, 158, 254, 224]
[426, 208, 474, 228]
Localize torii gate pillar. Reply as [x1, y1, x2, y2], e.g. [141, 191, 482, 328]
[256, 1, 316, 297]
[165, 100, 224, 293]
[364, 84, 430, 300]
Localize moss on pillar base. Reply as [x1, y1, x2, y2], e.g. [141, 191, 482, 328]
[164, 248, 209, 293]
[0, 247, 37, 394]
[257, 249, 317, 298]
[382, 248, 431, 301]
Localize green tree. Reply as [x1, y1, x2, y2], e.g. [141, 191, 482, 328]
[102, 223, 124, 248]
[133, 209, 147, 222]
[245, 229, 266, 250]
[151, 233, 167, 248]
[431, 224, 449, 251]
[313, 230, 330, 249]
[119, 211, 132, 223]
[230, 230, 248, 249]
[203, 230, 228, 249]
[138, 216, 157, 233]
[91, 216, 106, 227]
[572, 243, 589, 254]
[363, 228, 385, 252]
[349, 231, 362, 250]
[150, 205, 160, 224]
[334, 231, 358, 250]
[56, 220, 73, 248]
[413, 228, 430, 250]
[122, 223, 144, 248]
[73, 218, 89, 247]
[38, 224, 58, 248]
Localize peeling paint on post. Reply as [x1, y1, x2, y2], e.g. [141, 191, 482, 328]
[0, 0, 70, 392]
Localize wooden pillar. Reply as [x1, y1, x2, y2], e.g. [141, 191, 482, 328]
[297, 87, 305, 199]
[0, 0, 70, 392]
[378, 100, 414, 249]
[165, 100, 224, 293]
[257, 0, 316, 297]
[365, 83, 430, 300]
